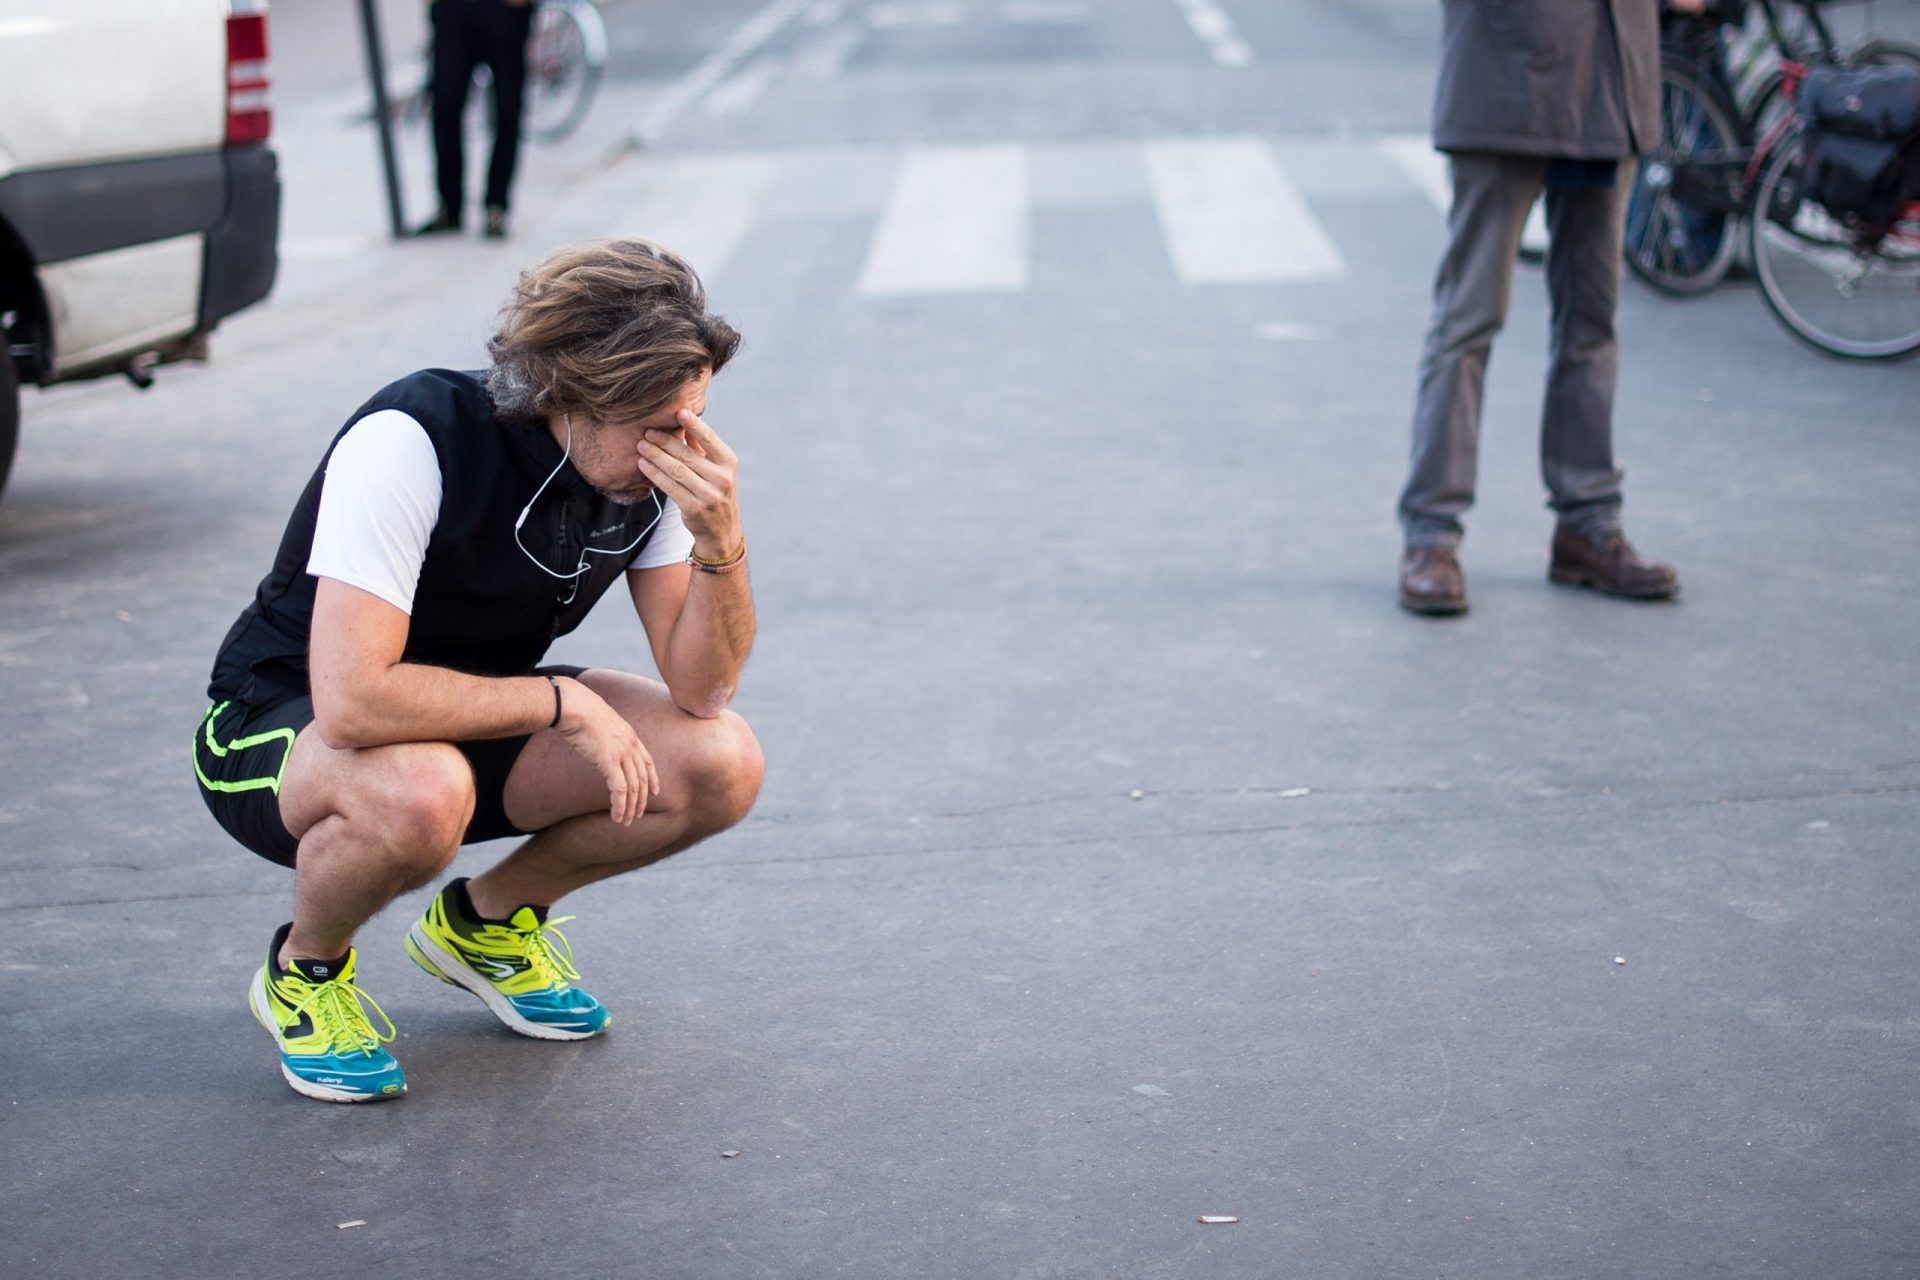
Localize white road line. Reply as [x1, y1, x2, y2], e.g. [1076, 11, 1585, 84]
[633, 0, 813, 145]
[706, 55, 782, 116]
[1142, 137, 1345, 284]
[1521, 199, 1550, 253]
[1169, 0, 1252, 68]
[792, 22, 863, 79]
[1376, 135, 1552, 246]
[803, 0, 846, 23]
[1375, 134, 1449, 213]
[280, 235, 380, 261]
[865, 1, 967, 29]
[857, 145, 1029, 296]
[1001, 0, 1091, 22]
[1256, 321, 1328, 341]
[592, 155, 786, 283]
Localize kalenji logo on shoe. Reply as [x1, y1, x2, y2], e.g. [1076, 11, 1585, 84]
[310, 965, 331, 978]
[474, 957, 519, 980]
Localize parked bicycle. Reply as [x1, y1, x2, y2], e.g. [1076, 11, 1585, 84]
[1621, 0, 1920, 298]
[1748, 62, 1920, 358]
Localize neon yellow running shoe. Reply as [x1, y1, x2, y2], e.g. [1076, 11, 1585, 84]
[248, 923, 405, 1103]
[405, 879, 610, 1041]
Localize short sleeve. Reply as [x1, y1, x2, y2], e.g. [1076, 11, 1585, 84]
[629, 496, 696, 570]
[306, 410, 443, 614]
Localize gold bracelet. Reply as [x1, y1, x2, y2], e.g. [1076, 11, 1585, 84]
[688, 539, 747, 574]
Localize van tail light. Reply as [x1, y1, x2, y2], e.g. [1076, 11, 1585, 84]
[226, 0, 272, 145]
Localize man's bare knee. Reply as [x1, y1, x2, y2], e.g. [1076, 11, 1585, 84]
[681, 710, 764, 833]
[363, 743, 475, 878]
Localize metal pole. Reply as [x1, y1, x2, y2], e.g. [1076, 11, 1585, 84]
[355, 0, 408, 239]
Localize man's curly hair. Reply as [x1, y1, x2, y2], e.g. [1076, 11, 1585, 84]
[486, 238, 741, 425]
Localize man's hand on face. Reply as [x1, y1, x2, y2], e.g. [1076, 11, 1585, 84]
[554, 677, 658, 825]
[634, 411, 745, 562]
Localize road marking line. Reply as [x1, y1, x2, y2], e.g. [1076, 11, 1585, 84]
[1169, 0, 1252, 67]
[1375, 134, 1450, 213]
[633, 0, 813, 145]
[1142, 137, 1345, 284]
[857, 145, 1029, 296]
[1521, 199, 1549, 252]
[793, 22, 863, 79]
[1002, 0, 1091, 22]
[706, 55, 782, 117]
[866, 1, 967, 28]
[593, 155, 786, 282]
[280, 235, 379, 261]
[1376, 135, 1553, 246]
[1257, 321, 1328, 342]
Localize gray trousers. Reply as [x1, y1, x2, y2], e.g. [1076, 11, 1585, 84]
[1398, 152, 1633, 548]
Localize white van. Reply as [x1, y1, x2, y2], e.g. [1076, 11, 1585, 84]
[0, 0, 280, 500]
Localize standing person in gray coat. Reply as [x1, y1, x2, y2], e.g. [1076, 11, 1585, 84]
[1396, 0, 1693, 615]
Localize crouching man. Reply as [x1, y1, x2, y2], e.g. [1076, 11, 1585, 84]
[193, 239, 763, 1101]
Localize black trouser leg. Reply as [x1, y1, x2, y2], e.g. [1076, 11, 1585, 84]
[480, 4, 534, 213]
[428, 1, 481, 222]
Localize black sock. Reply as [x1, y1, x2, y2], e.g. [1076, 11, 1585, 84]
[450, 876, 508, 926]
[449, 877, 546, 927]
[269, 921, 350, 982]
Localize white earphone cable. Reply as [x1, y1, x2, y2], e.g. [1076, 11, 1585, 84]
[513, 411, 663, 581]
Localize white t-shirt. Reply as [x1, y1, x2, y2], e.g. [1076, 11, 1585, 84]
[305, 409, 693, 614]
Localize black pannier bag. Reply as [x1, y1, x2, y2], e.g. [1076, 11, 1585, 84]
[1797, 65, 1920, 232]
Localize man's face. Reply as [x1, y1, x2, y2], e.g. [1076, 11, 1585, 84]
[565, 368, 711, 505]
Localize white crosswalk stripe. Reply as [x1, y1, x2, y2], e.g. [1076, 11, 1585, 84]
[857, 144, 1030, 296]
[1375, 132, 1554, 246]
[553, 154, 787, 284]
[1141, 136, 1346, 284]
[577, 135, 1451, 300]
[1376, 133, 1451, 215]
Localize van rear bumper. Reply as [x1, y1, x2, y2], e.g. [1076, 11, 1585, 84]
[0, 142, 280, 330]
[201, 144, 279, 329]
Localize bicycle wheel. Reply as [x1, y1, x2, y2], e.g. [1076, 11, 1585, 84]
[1848, 37, 1920, 72]
[1625, 60, 1745, 295]
[1749, 132, 1920, 359]
[524, 0, 606, 144]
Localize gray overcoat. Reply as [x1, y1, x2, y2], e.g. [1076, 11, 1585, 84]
[1432, 0, 1661, 158]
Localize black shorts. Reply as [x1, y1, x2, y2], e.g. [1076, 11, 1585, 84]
[192, 665, 584, 868]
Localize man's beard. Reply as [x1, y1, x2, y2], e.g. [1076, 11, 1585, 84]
[596, 483, 654, 507]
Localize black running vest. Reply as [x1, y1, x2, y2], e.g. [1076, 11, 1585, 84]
[209, 369, 664, 704]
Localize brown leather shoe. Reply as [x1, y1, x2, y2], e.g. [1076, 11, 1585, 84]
[1399, 545, 1468, 615]
[1548, 526, 1679, 600]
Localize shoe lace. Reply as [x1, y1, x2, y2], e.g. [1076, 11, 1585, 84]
[286, 973, 397, 1056]
[515, 915, 583, 988]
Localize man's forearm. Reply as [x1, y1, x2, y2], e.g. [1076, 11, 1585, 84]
[661, 568, 756, 718]
[313, 662, 558, 751]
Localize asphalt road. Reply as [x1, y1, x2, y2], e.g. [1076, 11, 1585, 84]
[3, 2, 1919, 1277]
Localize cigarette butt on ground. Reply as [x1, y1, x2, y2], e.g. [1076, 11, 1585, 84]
[1198, 1215, 1239, 1225]
[337, 1220, 367, 1230]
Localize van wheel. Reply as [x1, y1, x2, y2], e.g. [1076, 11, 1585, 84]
[0, 351, 17, 503]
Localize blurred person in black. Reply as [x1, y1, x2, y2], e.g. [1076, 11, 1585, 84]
[416, 0, 535, 239]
